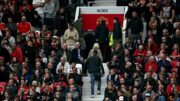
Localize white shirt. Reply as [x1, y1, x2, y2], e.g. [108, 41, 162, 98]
[56, 62, 70, 74]
[33, 0, 45, 14]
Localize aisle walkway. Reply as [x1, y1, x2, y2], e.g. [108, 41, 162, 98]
[82, 63, 109, 101]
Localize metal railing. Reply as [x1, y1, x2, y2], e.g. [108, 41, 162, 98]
[88, 1, 116, 6]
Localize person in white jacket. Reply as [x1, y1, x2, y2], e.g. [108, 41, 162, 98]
[56, 56, 70, 74]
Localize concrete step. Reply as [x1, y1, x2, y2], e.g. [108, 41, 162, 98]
[82, 63, 109, 101]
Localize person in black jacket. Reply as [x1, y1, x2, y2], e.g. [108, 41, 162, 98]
[71, 42, 86, 74]
[95, 20, 109, 60]
[104, 81, 117, 101]
[71, 42, 85, 63]
[55, 7, 67, 36]
[126, 11, 143, 42]
[24, 40, 37, 68]
[85, 50, 105, 97]
[0, 57, 9, 82]
[113, 17, 122, 44]
[0, 46, 10, 64]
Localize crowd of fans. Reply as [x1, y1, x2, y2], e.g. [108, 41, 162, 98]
[104, 0, 180, 101]
[0, 0, 179, 101]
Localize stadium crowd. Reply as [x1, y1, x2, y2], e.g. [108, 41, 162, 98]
[0, 0, 179, 101]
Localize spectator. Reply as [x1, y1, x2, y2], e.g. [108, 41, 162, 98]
[10, 42, 23, 63]
[155, 84, 166, 101]
[73, 16, 83, 38]
[161, 17, 173, 35]
[20, 4, 33, 22]
[85, 50, 105, 98]
[1, 28, 15, 46]
[160, 0, 175, 23]
[145, 38, 158, 55]
[44, 0, 55, 31]
[95, 20, 109, 60]
[55, 7, 67, 37]
[133, 44, 146, 64]
[144, 66, 158, 81]
[24, 40, 37, 65]
[145, 56, 158, 73]
[142, 84, 155, 100]
[158, 53, 172, 73]
[107, 69, 119, 86]
[9, 5, 21, 23]
[166, 78, 177, 97]
[126, 11, 143, 42]
[63, 23, 79, 50]
[57, 42, 71, 61]
[66, 85, 80, 101]
[110, 43, 123, 59]
[9, 57, 20, 74]
[132, 87, 143, 101]
[104, 80, 117, 101]
[30, 11, 42, 30]
[123, 37, 134, 53]
[172, 29, 180, 45]
[0, 0, 179, 100]
[32, 0, 45, 19]
[144, 30, 159, 46]
[56, 56, 70, 74]
[113, 17, 122, 44]
[0, 57, 9, 82]
[71, 42, 85, 74]
[65, 78, 81, 100]
[71, 42, 85, 63]
[6, 17, 17, 35]
[108, 55, 121, 72]
[17, 16, 31, 36]
[87, 43, 103, 61]
[119, 48, 134, 66]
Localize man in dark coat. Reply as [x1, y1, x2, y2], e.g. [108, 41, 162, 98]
[113, 17, 122, 44]
[95, 20, 109, 61]
[126, 11, 143, 42]
[71, 42, 85, 63]
[55, 7, 67, 36]
[85, 50, 105, 97]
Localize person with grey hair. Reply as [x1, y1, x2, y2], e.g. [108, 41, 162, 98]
[87, 43, 103, 61]
[56, 56, 70, 74]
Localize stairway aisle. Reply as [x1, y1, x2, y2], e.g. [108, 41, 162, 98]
[82, 63, 109, 101]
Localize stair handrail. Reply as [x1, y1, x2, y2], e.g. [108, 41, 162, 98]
[88, 1, 116, 6]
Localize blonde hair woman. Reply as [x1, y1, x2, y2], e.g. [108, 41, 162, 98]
[87, 43, 103, 61]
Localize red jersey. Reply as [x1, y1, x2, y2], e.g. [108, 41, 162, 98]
[133, 49, 147, 63]
[11, 47, 23, 63]
[17, 22, 31, 35]
[145, 61, 158, 72]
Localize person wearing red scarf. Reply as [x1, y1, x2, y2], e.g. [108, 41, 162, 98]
[145, 56, 158, 73]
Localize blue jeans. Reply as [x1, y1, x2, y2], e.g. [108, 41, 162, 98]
[90, 73, 101, 95]
[157, 96, 166, 101]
